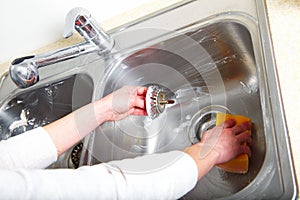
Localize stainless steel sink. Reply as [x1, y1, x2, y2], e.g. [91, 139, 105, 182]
[0, 54, 101, 168]
[0, 0, 296, 199]
[91, 21, 267, 199]
[0, 74, 91, 140]
[0, 73, 94, 168]
[84, 0, 297, 199]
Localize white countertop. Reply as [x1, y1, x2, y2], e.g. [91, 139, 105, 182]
[266, 0, 300, 196]
[0, 0, 299, 197]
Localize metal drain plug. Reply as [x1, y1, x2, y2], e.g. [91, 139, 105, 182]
[146, 85, 175, 119]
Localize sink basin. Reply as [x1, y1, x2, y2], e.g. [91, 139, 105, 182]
[0, 0, 296, 199]
[0, 62, 96, 168]
[0, 73, 93, 168]
[91, 21, 266, 198]
[0, 74, 92, 139]
[85, 0, 296, 199]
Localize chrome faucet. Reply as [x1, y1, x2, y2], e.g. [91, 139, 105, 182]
[10, 7, 114, 88]
[64, 7, 114, 51]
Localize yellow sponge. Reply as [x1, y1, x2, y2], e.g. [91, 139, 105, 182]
[215, 113, 251, 174]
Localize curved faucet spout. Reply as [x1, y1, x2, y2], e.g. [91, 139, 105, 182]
[63, 7, 91, 38]
[64, 7, 114, 52]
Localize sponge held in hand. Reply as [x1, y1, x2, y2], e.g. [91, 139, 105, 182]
[215, 113, 251, 174]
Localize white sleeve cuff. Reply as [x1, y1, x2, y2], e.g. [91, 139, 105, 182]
[0, 127, 57, 169]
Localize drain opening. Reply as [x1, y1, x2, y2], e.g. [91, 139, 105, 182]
[194, 113, 217, 141]
[69, 142, 83, 168]
[188, 105, 230, 144]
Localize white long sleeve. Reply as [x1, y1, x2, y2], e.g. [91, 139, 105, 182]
[0, 127, 198, 199]
[0, 151, 198, 199]
[0, 127, 57, 169]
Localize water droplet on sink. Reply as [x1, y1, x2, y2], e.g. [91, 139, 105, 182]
[134, 77, 144, 82]
[192, 87, 210, 101]
[215, 54, 237, 66]
[45, 88, 53, 96]
[143, 117, 153, 127]
[179, 121, 191, 129]
[199, 35, 218, 43]
[240, 81, 258, 94]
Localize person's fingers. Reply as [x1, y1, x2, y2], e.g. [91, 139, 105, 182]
[222, 119, 236, 129]
[133, 96, 146, 109]
[239, 145, 251, 157]
[130, 108, 148, 116]
[236, 130, 252, 145]
[136, 87, 148, 96]
[231, 121, 252, 135]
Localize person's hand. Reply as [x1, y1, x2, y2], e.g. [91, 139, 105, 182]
[200, 119, 252, 164]
[102, 86, 148, 121]
[184, 119, 252, 180]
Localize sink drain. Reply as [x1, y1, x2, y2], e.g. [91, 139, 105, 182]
[69, 142, 83, 168]
[188, 105, 231, 144]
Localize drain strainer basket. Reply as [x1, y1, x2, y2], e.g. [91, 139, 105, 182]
[146, 85, 175, 119]
[188, 105, 231, 144]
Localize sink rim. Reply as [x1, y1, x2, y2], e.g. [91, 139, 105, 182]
[0, 0, 295, 198]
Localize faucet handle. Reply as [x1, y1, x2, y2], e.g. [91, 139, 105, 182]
[63, 7, 114, 53]
[10, 55, 39, 88]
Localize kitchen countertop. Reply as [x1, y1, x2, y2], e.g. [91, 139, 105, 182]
[0, 0, 299, 197]
[266, 0, 300, 197]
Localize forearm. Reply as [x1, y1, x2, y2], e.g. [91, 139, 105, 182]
[184, 143, 219, 181]
[0, 100, 107, 168]
[44, 99, 111, 156]
[196, 153, 218, 181]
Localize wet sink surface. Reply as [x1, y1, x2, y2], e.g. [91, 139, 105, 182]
[92, 21, 265, 199]
[86, 1, 296, 198]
